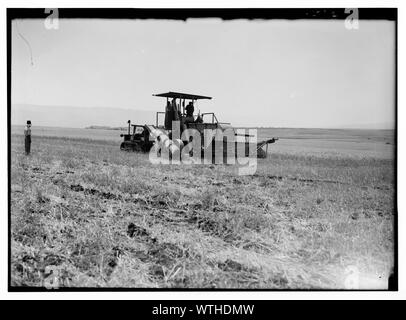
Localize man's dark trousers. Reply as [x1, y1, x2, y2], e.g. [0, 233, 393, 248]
[25, 135, 31, 155]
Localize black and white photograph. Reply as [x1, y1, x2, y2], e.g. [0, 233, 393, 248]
[7, 7, 397, 291]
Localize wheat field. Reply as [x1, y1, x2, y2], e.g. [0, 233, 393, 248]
[10, 127, 395, 289]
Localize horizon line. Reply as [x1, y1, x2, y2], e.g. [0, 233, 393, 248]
[10, 123, 395, 131]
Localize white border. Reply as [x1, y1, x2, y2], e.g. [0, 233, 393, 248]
[1, 0, 402, 300]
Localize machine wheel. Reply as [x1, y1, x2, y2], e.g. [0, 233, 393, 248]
[120, 142, 135, 151]
[257, 148, 267, 159]
[120, 141, 145, 152]
[120, 142, 128, 151]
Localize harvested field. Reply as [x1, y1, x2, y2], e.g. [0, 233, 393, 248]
[10, 127, 395, 289]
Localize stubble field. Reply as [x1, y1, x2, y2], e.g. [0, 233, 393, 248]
[10, 126, 395, 289]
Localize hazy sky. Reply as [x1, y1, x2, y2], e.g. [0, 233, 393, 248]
[12, 18, 395, 128]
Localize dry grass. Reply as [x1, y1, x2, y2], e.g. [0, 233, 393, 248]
[10, 132, 395, 289]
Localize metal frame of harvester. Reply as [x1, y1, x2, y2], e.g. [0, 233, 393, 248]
[120, 91, 277, 159]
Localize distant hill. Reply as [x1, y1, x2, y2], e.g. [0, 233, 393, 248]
[85, 125, 127, 130]
[337, 122, 395, 130]
[11, 104, 158, 128]
[11, 103, 395, 130]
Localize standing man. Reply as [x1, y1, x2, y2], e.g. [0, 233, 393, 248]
[184, 102, 195, 123]
[24, 120, 32, 155]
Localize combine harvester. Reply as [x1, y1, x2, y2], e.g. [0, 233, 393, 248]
[120, 92, 278, 162]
